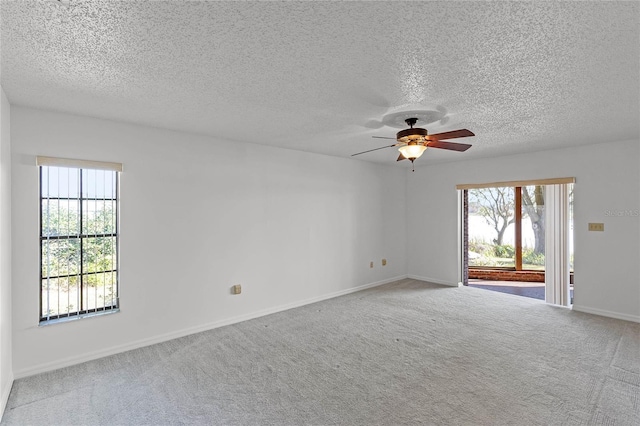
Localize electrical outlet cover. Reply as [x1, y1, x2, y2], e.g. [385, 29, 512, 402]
[588, 223, 604, 232]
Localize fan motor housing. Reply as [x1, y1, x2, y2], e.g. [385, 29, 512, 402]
[397, 127, 428, 144]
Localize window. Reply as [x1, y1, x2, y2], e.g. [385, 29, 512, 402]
[463, 179, 574, 273]
[467, 185, 546, 270]
[39, 157, 121, 323]
[467, 186, 517, 268]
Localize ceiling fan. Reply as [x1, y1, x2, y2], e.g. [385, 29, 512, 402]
[352, 118, 475, 171]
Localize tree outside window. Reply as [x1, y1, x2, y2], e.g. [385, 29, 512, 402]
[468, 186, 545, 270]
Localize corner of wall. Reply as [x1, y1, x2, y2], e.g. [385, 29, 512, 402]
[0, 371, 13, 422]
[0, 85, 14, 421]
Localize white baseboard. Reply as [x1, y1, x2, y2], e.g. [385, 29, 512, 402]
[0, 372, 14, 422]
[572, 305, 640, 323]
[407, 274, 458, 287]
[13, 275, 407, 379]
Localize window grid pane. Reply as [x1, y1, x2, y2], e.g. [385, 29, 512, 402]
[40, 165, 119, 322]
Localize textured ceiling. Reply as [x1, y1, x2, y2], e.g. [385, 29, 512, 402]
[1, 0, 638, 166]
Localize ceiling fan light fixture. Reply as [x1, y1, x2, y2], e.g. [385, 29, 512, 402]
[397, 127, 428, 143]
[352, 117, 474, 165]
[398, 144, 427, 160]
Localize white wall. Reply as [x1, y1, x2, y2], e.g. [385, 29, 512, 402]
[9, 104, 638, 382]
[0, 87, 13, 417]
[11, 106, 407, 377]
[407, 140, 640, 322]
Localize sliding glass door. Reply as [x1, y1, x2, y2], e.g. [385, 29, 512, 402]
[458, 178, 574, 306]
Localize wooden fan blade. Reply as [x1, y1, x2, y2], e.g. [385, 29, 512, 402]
[351, 144, 396, 156]
[427, 140, 472, 152]
[397, 154, 406, 161]
[372, 136, 397, 140]
[427, 129, 475, 140]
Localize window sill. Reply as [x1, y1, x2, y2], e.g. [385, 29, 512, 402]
[39, 308, 120, 327]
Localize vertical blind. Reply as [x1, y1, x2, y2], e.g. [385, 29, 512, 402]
[545, 184, 572, 306]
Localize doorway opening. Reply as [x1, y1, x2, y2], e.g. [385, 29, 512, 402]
[459, 180, 574, 305]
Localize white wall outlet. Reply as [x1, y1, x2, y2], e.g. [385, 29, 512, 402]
[382, 259, 387, 266]
[232, 284, 242, 294]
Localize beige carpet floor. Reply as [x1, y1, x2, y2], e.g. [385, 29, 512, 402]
[2, 278, 639, 425]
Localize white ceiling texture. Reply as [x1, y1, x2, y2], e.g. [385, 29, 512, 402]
[1, 1, 638, 166]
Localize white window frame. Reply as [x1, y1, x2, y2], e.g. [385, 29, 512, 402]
[38, 156, 122, 324]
